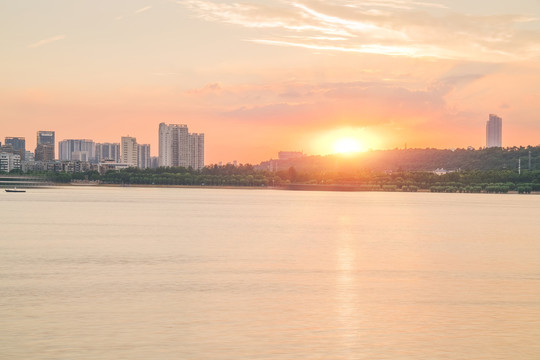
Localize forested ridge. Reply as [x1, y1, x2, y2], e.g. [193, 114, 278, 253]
[261, 146, 540, 172]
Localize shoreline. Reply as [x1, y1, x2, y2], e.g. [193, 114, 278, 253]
[62, 182, 273, 190]
[45, 182, 539, 194]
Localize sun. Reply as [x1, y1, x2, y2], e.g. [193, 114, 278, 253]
[310, 127, 378, 156]
[333, 138, 364, 154]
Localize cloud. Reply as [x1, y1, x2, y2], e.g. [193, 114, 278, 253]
[152, 72, 179, 76]
[179, 0, 540, 61]
[115, 5, 153, 20]
[250, 39, 420, 57]
[183, 76, 470, 128]
[223, 102, 309, 120]
[344, 0, 448, 11]
[185, 82, 223, 95]
[135, 6, 152, 14]
[429, 74, 486, 97]
[28, 35, 66, 48]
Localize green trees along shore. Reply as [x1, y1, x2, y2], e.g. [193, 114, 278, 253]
[38, 164, 540, 193]
[5, 146, 540, 193]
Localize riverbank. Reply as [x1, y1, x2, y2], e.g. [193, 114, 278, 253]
[51, 182, 539, 194]
[58, 182, 272, 190]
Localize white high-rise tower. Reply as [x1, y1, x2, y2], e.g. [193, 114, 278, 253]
[121, 136, 138, 166]
[158, 123, 173, 167]
[486, 114, 502, 148]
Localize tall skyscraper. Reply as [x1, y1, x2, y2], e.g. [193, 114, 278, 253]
[5, 137, 26, 160]
[35, 131, 55, 161]
[58, 139, 95, 162]
[37, 131, 55, 145]
[121, 137, 138, 166]
[159, 123, 204, 170]
[486, 114, 502, 148]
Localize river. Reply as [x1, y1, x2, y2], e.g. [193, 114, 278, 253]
[1, 187, 539, 359]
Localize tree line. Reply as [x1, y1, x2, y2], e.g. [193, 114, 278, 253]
[38, 164, 540, 193]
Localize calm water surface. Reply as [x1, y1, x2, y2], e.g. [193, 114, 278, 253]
[1, 187, 539, 359]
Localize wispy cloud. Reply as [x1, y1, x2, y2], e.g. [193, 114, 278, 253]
[135, 6, 152, 14]
[250, 39, 420, 57]
[345, 0, 448, 10]
[28, 35, 66, 48]
[185, 82, 223, 95]
[116, 5, 153, 20]
[179, 0, 540, 61]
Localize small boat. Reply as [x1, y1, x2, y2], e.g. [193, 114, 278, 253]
[5, 188, 26, 193]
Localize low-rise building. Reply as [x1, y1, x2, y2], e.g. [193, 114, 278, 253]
[0, 152, 21, 172]
[98, 160, 131, 174]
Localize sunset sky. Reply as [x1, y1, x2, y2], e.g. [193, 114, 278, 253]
[2, 0, 540, 163]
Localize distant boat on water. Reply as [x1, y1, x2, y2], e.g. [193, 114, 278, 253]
[5, 188, 26, 193]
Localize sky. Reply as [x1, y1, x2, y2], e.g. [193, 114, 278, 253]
[1, 0, 540, 164]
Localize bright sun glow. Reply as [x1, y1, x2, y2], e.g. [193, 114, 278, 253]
[333, 138, 364, 154]
[309, 127, 380, 156]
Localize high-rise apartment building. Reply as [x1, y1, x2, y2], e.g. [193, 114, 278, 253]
[138, 144, 151, 169]
[121, 137, 138, 166]
[188, 133, 204, 170]
[486, 114, 502, 148]
[5, 137, 26, 160]
[158, 123, 171, 167]
[159, 123, 187, 167]
[159, 123, 204, 170]
[96, 143, 120, 163]
[58, 139, 95, 162]
[35, 131, 55, 161]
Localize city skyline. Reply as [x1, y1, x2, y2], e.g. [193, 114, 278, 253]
[2, 1, 540, 163]
[0, 114, 519, 168]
